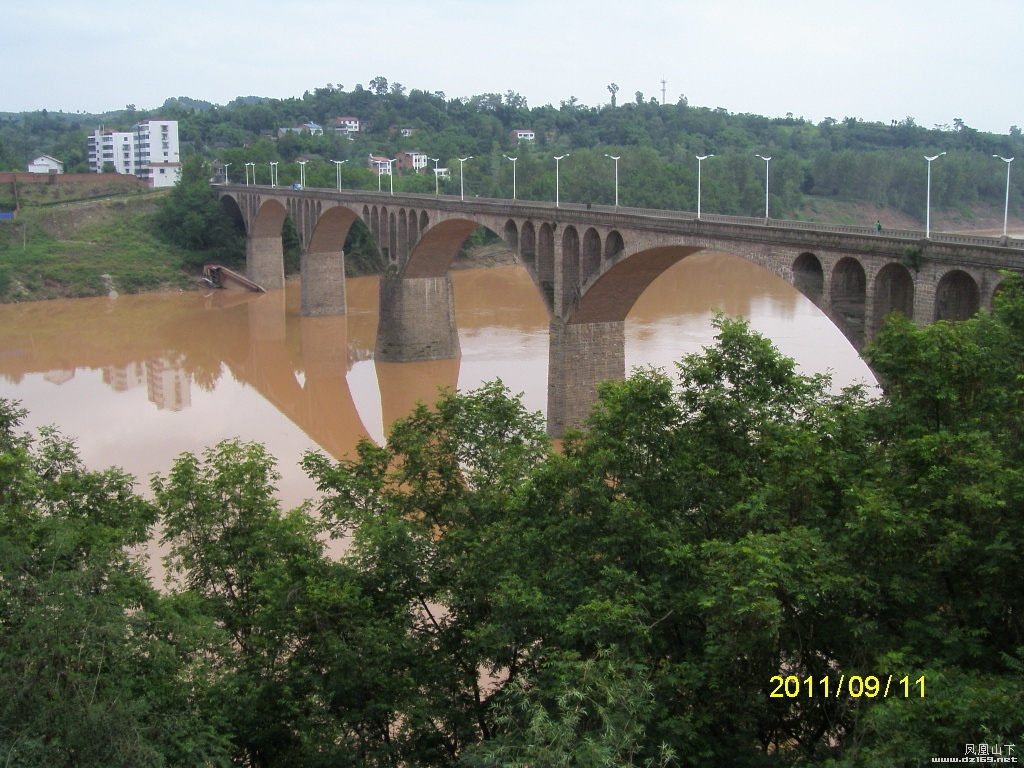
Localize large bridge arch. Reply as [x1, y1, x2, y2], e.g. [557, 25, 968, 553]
[220, 193, 246, 232]
[402, 217, 482, 278]
[570, 245, 703, 324]
[301, 204, 362, 316]
[246, 198, 290, 289]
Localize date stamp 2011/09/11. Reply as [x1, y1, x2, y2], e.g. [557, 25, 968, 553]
[769, 675, 925, 699]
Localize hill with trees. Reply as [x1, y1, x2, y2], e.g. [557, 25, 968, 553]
[2, 82, 1021, 223]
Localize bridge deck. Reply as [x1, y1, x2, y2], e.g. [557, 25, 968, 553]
[218, 184, 1024, 253]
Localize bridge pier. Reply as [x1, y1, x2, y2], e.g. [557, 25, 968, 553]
[301, 250, 347, 316]
[374, 275, 461, 362]
[246, 235, 285, 291]
[547, 319, 625, 437]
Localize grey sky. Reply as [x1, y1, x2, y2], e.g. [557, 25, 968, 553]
[6, 0, 1021, 134]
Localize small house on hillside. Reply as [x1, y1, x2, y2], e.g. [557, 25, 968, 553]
[28, 155, 64, 174]
[369, 154, 392, 175]
[395, 150, 429, 173]
[509, 129, 535, 143]
[278, 122, 324, 138]
[332, 117, 360, 134]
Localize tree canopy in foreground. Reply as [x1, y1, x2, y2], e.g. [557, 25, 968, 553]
[3, 279, 1024, 766]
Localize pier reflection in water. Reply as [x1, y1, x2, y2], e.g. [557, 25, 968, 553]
[0, 252, 875, 510]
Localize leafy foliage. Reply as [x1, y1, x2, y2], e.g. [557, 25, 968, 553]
[4, 87, 1021, 221]
[154, 155, 245, 265]
[4, 282, 1024, 765]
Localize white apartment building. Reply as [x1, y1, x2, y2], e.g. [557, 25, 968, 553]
[133, 120, 181, 187]
[87, 129, 136, 175]
[87, 119, 181, 187]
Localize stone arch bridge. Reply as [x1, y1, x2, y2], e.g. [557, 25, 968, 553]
[218, 184, 1024, 434]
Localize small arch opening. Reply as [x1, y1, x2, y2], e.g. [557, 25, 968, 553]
[582, 227, 601, 283]
[831, 257, 867, 348]
[604, 230, 624, 261]
[520, 221, 536, 262]
[537, 223, 554, 282]
[562, 226, 580, 308]
[872, 262, 914, 331]
[504, 219, 519, 251]
[388, 211, 398, 264]
[792, 252, 824, 306]
[935, 270, 980, 322]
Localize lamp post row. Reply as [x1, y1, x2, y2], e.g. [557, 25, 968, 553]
[236, 152, 1009, 239]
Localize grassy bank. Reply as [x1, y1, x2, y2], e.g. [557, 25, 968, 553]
[0, 194, 203, 302]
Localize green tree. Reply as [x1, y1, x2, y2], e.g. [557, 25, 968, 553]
[154, 155, 245, 264]
[0, 400, 230, 767]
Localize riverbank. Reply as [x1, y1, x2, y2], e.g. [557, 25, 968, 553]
[0, 193, 203, 302]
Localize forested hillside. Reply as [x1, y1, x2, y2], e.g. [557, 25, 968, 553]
[2, 82, 1021, 221]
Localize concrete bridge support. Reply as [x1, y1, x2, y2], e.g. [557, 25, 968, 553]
[301, 251, 347, 317]
[547, 319, 626, 437]
[374, 275, 461, 362]
[246, 235, 286, 291]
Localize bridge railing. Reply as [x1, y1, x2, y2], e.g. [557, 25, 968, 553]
[218, 184, 1023, 251]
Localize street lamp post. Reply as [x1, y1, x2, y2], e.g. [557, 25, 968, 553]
[297, 160, 307, 188]
[269, 161, 278, 188]
[223, 162, 231, 184]
[503, 155, 518, 201]
[993, 155, 1015, 238]
[245, 162, 255, 186]
[925, 152, 946, 238]
[386, 159, 394, 195]
[755, 154, 771, 219]
[604, 154, 620, 207]
[554, 154, 568, 207]
[458, 156, 473, 201]
[428, 158, 440, 194]
[331, 159, 347, 191]
[696, 154, 714, 219]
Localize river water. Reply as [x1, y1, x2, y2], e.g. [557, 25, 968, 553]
[0, 252, 875, 511]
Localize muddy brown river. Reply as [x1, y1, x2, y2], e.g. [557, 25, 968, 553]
[0, 253, 875, 511]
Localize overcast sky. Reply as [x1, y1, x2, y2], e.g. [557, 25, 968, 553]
[5, 0, 1021, 134]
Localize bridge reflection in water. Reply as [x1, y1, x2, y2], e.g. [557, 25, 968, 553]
[0, 258, 874, 509]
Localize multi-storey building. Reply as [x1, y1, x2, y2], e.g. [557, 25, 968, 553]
[332, 116, 360, 134]
[87, 129, 136, 175]
[369, 154, 392, 176]
[87, 119, 181, 187]
[133, 120, 181, 187]
[395, 150, 429, 173]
